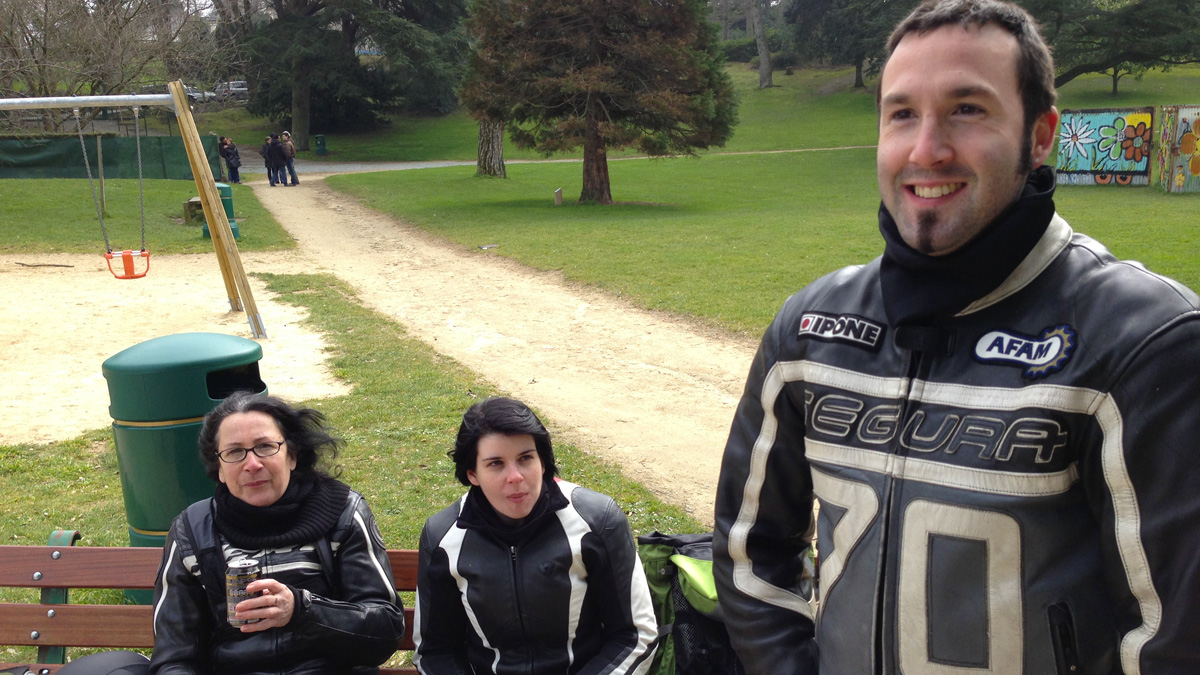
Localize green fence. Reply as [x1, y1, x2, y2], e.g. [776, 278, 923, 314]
[0, 135, 220, 180]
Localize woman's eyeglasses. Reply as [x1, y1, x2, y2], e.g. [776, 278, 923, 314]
[217, 440, 285, 463]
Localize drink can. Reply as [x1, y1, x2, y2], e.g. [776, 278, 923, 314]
[226, 558, 262, 626]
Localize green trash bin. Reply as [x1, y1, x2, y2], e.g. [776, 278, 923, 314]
[314, 134, 327, 156]
[102, 333, 267, 601]
[202, 182, 240, 240]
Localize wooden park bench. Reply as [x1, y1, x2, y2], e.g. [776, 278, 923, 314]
[0, 531, 419, 674]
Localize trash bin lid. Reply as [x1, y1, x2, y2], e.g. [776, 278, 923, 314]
[103, 333, 264, 421]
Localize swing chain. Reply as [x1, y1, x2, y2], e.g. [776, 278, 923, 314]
[132, 106, 147, 252]
[74, 107, 112, 253]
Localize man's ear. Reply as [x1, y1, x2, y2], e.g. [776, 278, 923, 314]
[1031, 106, 1060, 167]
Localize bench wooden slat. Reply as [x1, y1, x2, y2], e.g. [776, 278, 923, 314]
[0, 546, 160, 589]
[0, 604, 154, 648]
[398, 608, 415, 650]
[1, 544, 420, 672]
[388, 549, 419, 589]
[0, 546, 419, 592]
[0, 604, 416, 651]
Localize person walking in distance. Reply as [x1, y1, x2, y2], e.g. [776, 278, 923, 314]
[219, 137, 242, 184]
[281, 131, 300, 186]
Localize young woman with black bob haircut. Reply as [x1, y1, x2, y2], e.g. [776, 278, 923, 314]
[413, 396, 658, 674]
[142, 391, 405, 675]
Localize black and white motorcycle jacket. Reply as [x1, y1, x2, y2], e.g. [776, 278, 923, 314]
[149, 490, 405, 675]
[413, 479, 658, 675]
[714, 171, 1200, 674]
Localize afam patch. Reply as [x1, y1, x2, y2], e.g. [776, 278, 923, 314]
[798, 312, 885, 351]
[973, 324, 1076, 379]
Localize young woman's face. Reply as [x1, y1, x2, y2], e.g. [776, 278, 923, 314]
[467, 433, 544, 522]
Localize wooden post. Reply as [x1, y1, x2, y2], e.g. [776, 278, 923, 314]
[554, 188, 563, 206]
[168, 81, 267, 338]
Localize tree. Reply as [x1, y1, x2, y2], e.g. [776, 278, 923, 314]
[747, 0, 774, 88]
[476, 119, 505, 177]
[0, 0, 227, 131]
[1027, 0, 1200, 88]
[244, 0, 467, 149]
[1104, 61, 1149, 95]
[787, 0, 917, 87]
[710, 0, 743, 39]
[460, 0, 738, 204]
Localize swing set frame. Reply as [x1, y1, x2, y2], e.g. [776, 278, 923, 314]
[0, 82, 266, 338]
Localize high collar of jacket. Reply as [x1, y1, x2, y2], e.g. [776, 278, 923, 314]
[457, 476, 569, 547]
[879, 165, 1057, 326]
[213, 473, 350, 550]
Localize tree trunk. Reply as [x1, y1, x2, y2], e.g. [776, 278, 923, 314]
[580, 107, 612, 204]
[476, 119, 506, 177]
[749, 0, 772, 89]
[854, 61, 865, 88]
[1111, 69, 1120, 95]
[290, 60, 311, 151]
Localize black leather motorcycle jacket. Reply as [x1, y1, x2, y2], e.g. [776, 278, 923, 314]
[413, 480, 658, 675]
[714, 188, 1200, 674]
[149, 490, 405, 674]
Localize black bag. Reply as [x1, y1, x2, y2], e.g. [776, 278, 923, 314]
[227, 147, 241, 168]
[638, 532, 746, 675]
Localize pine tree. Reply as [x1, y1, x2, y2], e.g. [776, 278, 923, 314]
[460, 0, 738, 204]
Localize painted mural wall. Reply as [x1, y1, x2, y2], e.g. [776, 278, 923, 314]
[1057, 108, 1154, 186]
[1155, 105, 1200, 193]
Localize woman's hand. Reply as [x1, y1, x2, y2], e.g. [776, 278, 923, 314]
[234, 579, 295, 632]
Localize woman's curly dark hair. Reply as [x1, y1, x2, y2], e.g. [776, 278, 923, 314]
[198, 390, 342, 481]
[450, 397, 557, 486]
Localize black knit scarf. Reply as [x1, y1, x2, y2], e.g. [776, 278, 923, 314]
[879, 165, 1057, 327]
[213, 472, 350, 550]
[457, 476, 570, 548]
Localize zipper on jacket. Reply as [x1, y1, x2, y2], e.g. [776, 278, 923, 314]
[506, 542, 540, 672]
[875, 342, 925, 675]
[1048, 603, 1081, 674]
[509, 543, 534, 673]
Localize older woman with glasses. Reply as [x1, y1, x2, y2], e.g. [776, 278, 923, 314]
[144, 390, 405, 675]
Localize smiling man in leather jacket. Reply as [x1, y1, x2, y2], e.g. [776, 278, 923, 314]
[713, 0, 1200, 673]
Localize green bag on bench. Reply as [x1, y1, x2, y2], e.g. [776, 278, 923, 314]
[637, 532, 745, 675]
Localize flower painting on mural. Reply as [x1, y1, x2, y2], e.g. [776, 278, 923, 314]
[1056, 108, 1154, 186]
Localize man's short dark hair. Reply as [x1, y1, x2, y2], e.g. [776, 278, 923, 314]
[882, 0, 1057, 136]
[450, 397, 558, 486]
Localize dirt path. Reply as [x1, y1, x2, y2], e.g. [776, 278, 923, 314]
[249, 177, 757, 524]
[1, 176, 760, 525]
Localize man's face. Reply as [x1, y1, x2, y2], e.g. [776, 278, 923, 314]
[877, 23, 1058, 256]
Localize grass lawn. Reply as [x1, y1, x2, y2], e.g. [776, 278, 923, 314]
[328, 151, 1200, 336]
[0, 179, 294, 254]
[1056, 64, 1200, 109]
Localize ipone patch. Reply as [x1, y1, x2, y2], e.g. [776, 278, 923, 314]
[797, 312, 885, 351]
[973, 325, 1076, 379]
